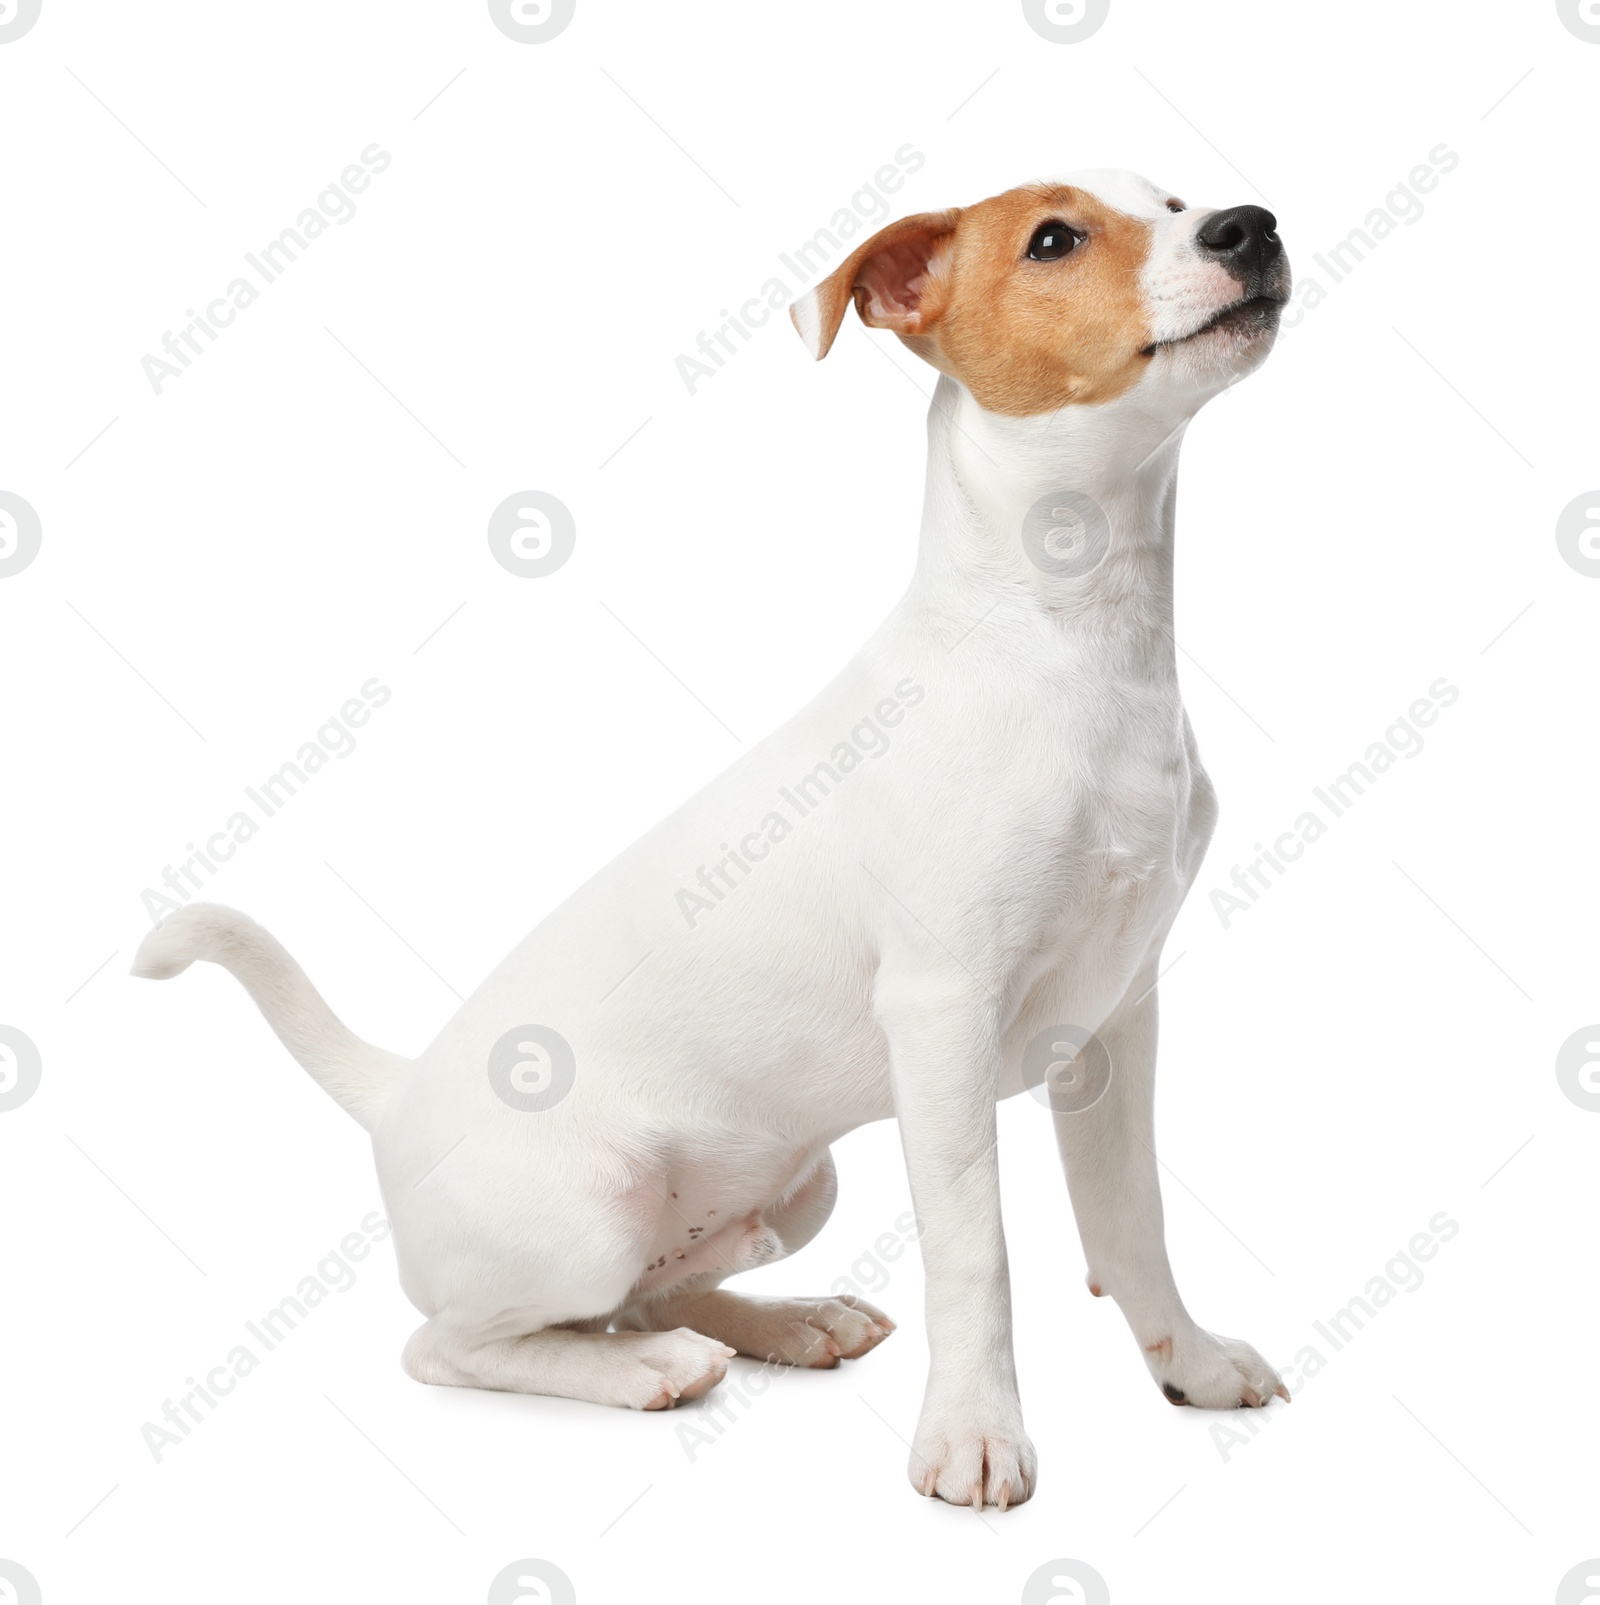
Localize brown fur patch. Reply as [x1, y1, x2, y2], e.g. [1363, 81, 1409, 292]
[799, 210, 960, 361]
[905, 185, 1154, 415]
[803, 184, 1156, 415]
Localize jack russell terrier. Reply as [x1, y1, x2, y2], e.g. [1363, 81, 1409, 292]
[135, 168, 1292, 1510]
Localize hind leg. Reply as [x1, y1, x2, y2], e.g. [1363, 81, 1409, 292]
[389, 1151, 738, 1411]
[616, 1152, 896, 1367]
[403, 1318, 735, 1411]
[626, 1289, 894, 1368]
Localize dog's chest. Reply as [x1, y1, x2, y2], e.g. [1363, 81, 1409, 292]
[1018, 715, 1205, 967]
[987, 760, 1199, 1060]
[1058, 786, 1182, 931]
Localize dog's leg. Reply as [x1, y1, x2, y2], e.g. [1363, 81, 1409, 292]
[402, 1319, 736, 1411]
[1054, 971, 1287, 1409]
[878, 970, 1036, 1510]
[623, 1289, 894, 1368]
[616, 1153, 897, 1367]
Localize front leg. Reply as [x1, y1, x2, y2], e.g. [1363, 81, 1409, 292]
[1053, 968, 1288, 1409]
[877, 965, 1036, 1509]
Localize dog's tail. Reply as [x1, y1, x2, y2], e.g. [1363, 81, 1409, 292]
[131, 903, 405, 1130]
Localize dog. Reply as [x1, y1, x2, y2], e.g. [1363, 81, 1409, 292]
[134, 168, 1292, 1510]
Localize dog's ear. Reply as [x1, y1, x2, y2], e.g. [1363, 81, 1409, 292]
[789, 210, 960, 361]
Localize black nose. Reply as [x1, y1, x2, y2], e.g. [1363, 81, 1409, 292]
[1196, 204, 1282, 283]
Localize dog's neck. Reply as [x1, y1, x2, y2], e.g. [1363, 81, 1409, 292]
[908, 375, 1201, 681]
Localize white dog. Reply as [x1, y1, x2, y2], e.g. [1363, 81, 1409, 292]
[135, 169, 1292, 1510]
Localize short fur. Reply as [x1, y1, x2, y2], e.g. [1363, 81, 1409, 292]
[135, 168, 1292, 1508]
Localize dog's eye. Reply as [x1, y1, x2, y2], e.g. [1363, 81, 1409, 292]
[1166, 199, 1186, 213]
[1026, 222, 1079, 261]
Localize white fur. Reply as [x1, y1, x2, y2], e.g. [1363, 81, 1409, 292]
[791, 286, 825, 360]
[133, 169, 1288, 1508]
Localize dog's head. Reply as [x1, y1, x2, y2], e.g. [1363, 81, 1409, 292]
[790, 170, 1288, 416]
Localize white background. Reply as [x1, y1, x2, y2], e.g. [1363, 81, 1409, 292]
[2, 1, 1597, 1601]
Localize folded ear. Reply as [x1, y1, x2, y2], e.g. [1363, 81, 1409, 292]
[789, 210, 960, 361]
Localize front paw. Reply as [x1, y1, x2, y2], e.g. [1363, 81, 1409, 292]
[909, 1399, 1037, 1510]
[1145, 1326, 1289, 1410]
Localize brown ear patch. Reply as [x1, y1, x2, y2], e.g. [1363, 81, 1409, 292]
[790, 211, 959, 361]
